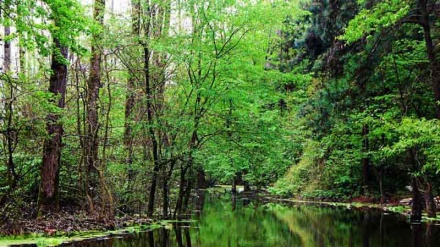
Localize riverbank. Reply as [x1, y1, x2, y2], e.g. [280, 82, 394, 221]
[264, 194, 440, 223]
[5, 193, 436, 247]
[0, 210, 161, 246]
[0, 207, 156, 240]
[213, 185, 416, 217]
[0, 223, 161, 247]
[1, 189, 438, 246]
[212, 184, 440, 223]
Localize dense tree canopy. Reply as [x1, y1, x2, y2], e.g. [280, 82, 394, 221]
[0, 0, 438, 227]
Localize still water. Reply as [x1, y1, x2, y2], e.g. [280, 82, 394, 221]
[12, 193, 440, 246]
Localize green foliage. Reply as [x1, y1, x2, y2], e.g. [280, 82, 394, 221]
[5, 0, 89, 56]
[341, 0, 411, 43]
[270, 140, 323, 197]
[382, 118, 440, 172]
[1, 0, 438, 227]
[273, 0, 440, 203]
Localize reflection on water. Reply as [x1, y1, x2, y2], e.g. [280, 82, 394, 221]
[14, 193, 440, 247]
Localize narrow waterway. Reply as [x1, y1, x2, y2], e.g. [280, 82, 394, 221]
[8, 193, 440, 246]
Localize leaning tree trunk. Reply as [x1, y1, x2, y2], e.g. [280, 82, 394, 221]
[38, 38, 68, 215]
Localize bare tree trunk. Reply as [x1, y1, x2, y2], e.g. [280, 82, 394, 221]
[85, 0, 111, 222]
[38, 39, 68, 215]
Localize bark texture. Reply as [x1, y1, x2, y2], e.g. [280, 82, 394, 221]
[39, 39, 68, 214]
[85, 0, 105, 211]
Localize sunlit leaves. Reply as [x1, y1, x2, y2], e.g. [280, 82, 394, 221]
[381, 118, 440, 172]
[341, 0, 411, 43]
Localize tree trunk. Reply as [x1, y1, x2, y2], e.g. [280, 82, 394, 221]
[182, 175, 192, 215]
[175, 225, 184, 247]
[196, 168, 207, 190]
[362, 124, 370, 193]
[411, 177, 423, 222]
[4, 21, 11, 72]
[231, 177, 237, 194]
[419, 0, 439, 218]
[125, 0, 140, 168]
[424, 181, 437, 218]
[0, 0, 19, 209]
[142, 0, 172, 218]
[244, 181, 251, 192]
[162, 176, 170, 218]
[419, 0, 440, 119]
[19, 46, 26, 74]
[86, 0, 108, 219]
[379, 167, 385, 204]
[122, 1, 141, 211]
[86, 0, 104, 178]
[407, 147, 423, 222]
[0, 83, 19, 209]
[425, 223, 433, 247]
[175, 165, 189, 219]
[38, 39, 68, 215]
[144, 43, 161, 217]
[162, 159, 176, 218]
[231, 194, 237, 211]
[184, 228, 192, 247]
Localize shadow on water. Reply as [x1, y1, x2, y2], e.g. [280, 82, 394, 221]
[9, 193, 440, 247]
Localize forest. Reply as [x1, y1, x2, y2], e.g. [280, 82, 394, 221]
[0, 0, 439, 235]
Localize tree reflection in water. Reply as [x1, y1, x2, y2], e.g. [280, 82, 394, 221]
[24, 193, 440, 247]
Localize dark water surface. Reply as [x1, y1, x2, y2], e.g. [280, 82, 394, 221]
[10, 194, 440, 246]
